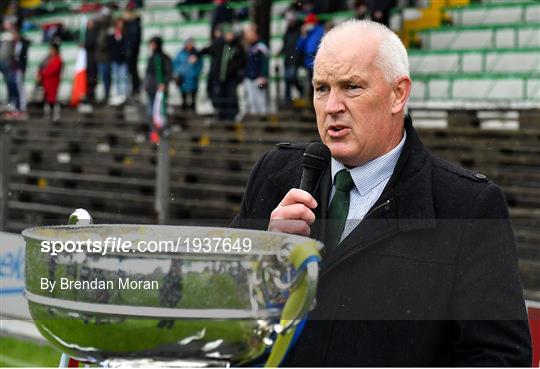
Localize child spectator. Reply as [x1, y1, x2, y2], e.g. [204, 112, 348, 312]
[38, 42, 63, 121]
[173, 37, 203, 112]
[144, 36, 172, 140]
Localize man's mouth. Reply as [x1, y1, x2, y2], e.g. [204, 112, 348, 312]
[327, 125, 351, 138]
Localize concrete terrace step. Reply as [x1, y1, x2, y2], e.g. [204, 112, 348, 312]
[409, 48, 540, 76]
[411, 74, 540, 102]
[419, 23, 540, 50]
[447, 1, 540, 27]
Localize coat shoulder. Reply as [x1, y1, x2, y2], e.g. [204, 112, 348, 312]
[255, 142, 308, 176]
[430, 154, 491, 186]
[274, 142, 310, 150]
[428, 154, 499, 213]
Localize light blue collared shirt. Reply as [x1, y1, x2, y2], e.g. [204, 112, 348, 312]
[330, 130, 407, 243]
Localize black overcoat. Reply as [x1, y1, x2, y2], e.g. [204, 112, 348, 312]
[231, 116, 532, 366]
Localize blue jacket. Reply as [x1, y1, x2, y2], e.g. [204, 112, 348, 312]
[296, 24, 324, 70]
[245, 41, 269, 80]
[173, 48, 203, 93]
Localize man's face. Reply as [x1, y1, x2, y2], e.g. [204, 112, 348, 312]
[225, 31, 234, 43]
[244, 27, 256, 43]
[313, 35, 403, 167]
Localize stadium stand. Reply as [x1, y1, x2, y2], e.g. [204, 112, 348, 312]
[1, 1, 540, 366]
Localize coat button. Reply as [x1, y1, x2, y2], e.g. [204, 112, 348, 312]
[474, 173, 487, 181]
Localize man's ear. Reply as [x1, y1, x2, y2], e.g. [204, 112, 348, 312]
[391, 76, 411, 115]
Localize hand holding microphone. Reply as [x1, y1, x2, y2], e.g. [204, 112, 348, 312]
[268, 143, 331, 236]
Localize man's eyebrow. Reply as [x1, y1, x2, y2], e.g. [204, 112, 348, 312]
[312, 75, 368, 85]
[337, 75, 368, 84]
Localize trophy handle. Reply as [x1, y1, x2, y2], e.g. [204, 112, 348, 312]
[279, 248, 319, 333]
[265, 242, 321, 367]
[68, 208, 93, 225]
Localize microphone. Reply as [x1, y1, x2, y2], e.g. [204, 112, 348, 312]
[299, 142, 331, 195]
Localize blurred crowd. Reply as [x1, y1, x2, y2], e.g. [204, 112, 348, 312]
[1, 0, 402, 123]
[83, 2, 142, 105]
[0, 1, 30, 120]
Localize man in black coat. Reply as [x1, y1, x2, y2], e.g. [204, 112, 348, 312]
[84, 18, 99, 103]
[123, 3, 142, 96]
[231, 19, 531, 366]
[200, 27, 246, 121]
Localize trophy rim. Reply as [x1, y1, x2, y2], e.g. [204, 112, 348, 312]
[22, 224, 322, 250]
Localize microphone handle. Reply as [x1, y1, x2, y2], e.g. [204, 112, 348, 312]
[299, 168, 321, 196]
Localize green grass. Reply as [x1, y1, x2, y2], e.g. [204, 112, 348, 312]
[0, 335, 61, 367]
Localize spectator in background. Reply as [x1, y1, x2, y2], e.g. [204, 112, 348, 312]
[243, 23, 268, 115]
[3, 1, 23, 31]
[199, 26, 223, 110]
[200, 26, 230, 113]
[12, 29, 29, 118]
[365, 0, 397, 27]
[42, 23, 74, 44]
[0, 21, 17, 114]
[109, 17, 128, 104]
[85, 18, 99, 103]
[353, 0, 368, 20]
[279, 10, 303, 105]
[144, 36, 172, 128]
[176, 0, 212, 21]
[37, 42, 62, 122]
[0, 21, 21, 119]
[123, 1, 142, 98]
[296, 12, 324, 98]
[201, 27, 245, 121]
[95, 9, 113, 103]
[173, 37, 203, 112]
[210, 0, 234, 40]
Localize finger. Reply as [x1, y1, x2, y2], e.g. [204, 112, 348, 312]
[278, 188, 318, 209]
[268, 219, 311, 237]
[271, 203, 316, 225]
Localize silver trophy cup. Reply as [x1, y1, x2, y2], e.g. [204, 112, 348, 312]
[23, 224, 321, 367]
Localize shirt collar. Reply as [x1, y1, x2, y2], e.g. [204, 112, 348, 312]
[331, 130, 407, 196]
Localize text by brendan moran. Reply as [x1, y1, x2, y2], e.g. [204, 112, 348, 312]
[40, 277, 159, 292]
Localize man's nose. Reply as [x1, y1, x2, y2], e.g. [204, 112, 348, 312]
[324, 89, 345, 115]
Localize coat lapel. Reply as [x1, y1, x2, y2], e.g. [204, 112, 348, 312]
[310, 167, 330, 241]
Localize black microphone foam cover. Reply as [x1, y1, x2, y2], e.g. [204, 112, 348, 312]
[300, 142, 331, 195]
[303, 142, 331, 171]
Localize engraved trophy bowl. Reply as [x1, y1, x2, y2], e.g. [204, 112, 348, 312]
[23, 225, 322, 367]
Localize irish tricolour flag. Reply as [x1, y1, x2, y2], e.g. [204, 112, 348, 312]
[70, 47, 87, 107]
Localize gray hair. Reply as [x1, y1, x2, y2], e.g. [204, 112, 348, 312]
[317, 19, 410, 83]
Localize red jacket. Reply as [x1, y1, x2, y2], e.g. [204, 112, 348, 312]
[39, 54, 63, 104]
